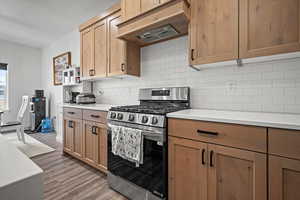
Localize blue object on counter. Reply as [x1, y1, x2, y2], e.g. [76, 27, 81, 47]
[41, 118, 53, 133]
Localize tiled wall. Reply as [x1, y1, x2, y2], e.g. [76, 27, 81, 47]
[94, 36, 300, 114]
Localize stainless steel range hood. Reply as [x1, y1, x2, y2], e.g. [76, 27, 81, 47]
[117, 0, 190, 47]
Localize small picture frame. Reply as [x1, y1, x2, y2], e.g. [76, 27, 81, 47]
[53, 52, 71, 85]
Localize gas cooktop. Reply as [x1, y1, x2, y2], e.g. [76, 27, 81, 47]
[110, 104, 186, 115]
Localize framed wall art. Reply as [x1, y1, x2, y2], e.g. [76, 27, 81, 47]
[53, 52, 71, 85]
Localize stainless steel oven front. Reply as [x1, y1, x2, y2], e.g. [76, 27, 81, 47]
[107, 120, 167, 200]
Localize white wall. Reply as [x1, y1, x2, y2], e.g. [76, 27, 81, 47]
[0, 39, 42, 126]
[41, 32, 300, 135]
[41, 30, 80, 117]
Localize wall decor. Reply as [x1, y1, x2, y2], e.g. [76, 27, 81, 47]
[53, 52, 71, 85]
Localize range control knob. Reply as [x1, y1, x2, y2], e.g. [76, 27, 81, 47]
[142, 116, 149, 123]
[110, 112, 116, 119]
[117, 113, 123, 120]
[128, 114, 135, 122]
[152, 117, 158, 125]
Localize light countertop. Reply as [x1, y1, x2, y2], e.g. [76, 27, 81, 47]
[167, 109, 300, 131]
[0, 135, 43, 188]
[62, 103, 118, 112]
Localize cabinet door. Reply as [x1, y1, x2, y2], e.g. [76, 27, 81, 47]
[189, 0, 239, 65]
[107, 12, 127, 76]
[168, 136, 207, 200]
[94, 20, 107, 77]
[80, 27, 94, 77]
[240, 0, 300, 58]
[63, 118, 74, 153]
[269, 156, 300, 200]
[141, 0, 160, 13]
[207, 144, 267, 200]
[122, 0, 141, 21]
[83, 121, 99, 165]
[94, 123, 108, 169]
[72, 119, 83, 158]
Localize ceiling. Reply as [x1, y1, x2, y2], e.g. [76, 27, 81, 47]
[0, 0, 119, 48]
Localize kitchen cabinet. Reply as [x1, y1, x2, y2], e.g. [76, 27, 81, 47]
[141, 0, 160, 13]
[121, 0, 175, 22]
[80, 3, 140, 79]
[83, 120, 99, 165]
[107, 11, 141, 77]
[207, 144, 267, 200]
[63, 118, 83, 158]
[82, 121, 108, 170]
[122, 0, 141, 21]
[239, 0, 300, 59]
[190, 0, 300, 66]
[269, 156, 300, 200]
[94, 19, 107, 77]
[63, 108, 108, 173]
[80, 27, 94, 77]
[168, 137, 207, 200]
[189, 0, 239, 65]
[168, 136, 267, 200]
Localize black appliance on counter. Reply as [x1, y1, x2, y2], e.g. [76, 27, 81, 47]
[29, 90, 46, 132]
[71, 92, 80, 104]
[107, 87, 190, 200]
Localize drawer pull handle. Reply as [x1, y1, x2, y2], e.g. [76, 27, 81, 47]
[197, 129, 218, 136]
[91, 115, 100, 118]
[201, 149, 206, 165]
[68, 112, 75, 115]
[210, 150, 214, 167]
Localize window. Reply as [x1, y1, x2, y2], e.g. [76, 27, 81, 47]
[0, 63, 8, 110]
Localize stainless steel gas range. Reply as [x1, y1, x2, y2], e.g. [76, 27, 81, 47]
[107, 87, 190, 200]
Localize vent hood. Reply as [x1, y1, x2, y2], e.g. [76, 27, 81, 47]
[117, 0, 190, 47]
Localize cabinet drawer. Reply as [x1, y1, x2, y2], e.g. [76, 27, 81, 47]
[63, 108, 82, 120]
[168, 119, 267, 153]
[269, 128, 300, 160]
[83, 110, 107, 124]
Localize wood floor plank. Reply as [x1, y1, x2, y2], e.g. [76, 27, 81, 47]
[31, 133, 127, 200]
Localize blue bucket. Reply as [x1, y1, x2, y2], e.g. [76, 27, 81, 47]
[41, 118, 54, 133]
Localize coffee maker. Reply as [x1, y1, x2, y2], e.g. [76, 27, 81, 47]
[29, 90, 46, 132]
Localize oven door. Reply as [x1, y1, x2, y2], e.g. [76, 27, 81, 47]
[107, 122, 167, 199]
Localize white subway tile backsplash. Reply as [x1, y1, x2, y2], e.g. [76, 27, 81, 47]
[94, 36, 300, 114]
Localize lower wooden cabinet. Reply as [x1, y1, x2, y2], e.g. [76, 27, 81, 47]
[83, 120, 108, 171]
[269, 156, 300, 200]
[207, 144, 267, 200]
[63, 109, 108, 173]
[63, 118, 83, 158]
[168, 136, 207, 200]
[168, 136, 267, 200]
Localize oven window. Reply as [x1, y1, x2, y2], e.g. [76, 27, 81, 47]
[108, 133, 166, 198]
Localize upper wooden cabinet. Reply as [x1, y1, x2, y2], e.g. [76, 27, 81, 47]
[107, 11, 141, 77]
[239, 0, 300, 59]
[190, 0, 300, 66]
[94, 20, 107, 78]
[121, 0, 175, 21]
[122, 0, 141, 20]
[81, 27, 94, 77]
[189, 0, 239, 65]
[80, 3, 140, 79]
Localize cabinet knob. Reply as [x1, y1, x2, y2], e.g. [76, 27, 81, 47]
[191, 49, 195, 61]
[121, 63, 126, 72]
